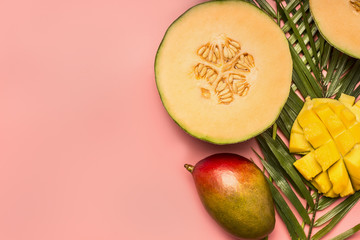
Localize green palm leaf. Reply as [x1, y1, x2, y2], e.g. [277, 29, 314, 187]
[328, 224, 360, 240]
[250, 0, 360, 239]
[314, 192, 360, 227]
[267, 178, 307, 239]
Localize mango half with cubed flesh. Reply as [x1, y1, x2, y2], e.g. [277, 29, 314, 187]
[290, 94, 360, 198]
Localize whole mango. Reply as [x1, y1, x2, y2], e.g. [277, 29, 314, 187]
[185, 153, 275, 239]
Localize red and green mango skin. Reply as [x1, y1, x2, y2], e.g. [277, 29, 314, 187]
[189, 153, 275, 239]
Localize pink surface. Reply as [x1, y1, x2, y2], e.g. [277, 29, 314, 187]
[0, 0, 359, 239]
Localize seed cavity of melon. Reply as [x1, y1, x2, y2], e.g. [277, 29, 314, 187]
[290, 94, 360, 198]
[351, 0, 360, 12]
[194, 34, 255, 105]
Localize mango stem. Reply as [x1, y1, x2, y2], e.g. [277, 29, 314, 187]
[184, 164, 194, 173]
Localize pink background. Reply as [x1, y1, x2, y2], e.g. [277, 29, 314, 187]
[0, 0, 359, 239]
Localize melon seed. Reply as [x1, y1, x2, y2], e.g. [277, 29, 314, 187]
[193, 34, 256, 105]
[350, 0, 360, 12]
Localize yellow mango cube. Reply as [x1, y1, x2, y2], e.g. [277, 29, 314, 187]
[354, 100, 360, 115]
[340, 178, 355, 197]
[312, 103, 329, 117]
[297, 109, 323, 128]
[314, 141, 340, 172]
[313, 103, 346, 137]
[339, 93, 355, 107]
[328, 159, 350, 194]
[344, 144, 360, 190]
[334, 130, 355, 156]
[311, 171, 332, 193]
[291, 120, 303, 134]
[303, 122, 332, 149]
[328, 101, 346, 116]
[349, 122, 360, 144]
[314, 140, 340, 171]
[324, 189, 339, 198]
[349, 175, 360, 191]
[339, 108, 356, 128]
[350, 106, 360, 122]
[289, 133, 313, 153]
[293, 151, 322, 181]
[312, 98, 335, 108]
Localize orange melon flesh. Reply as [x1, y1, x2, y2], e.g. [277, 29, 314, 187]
[310, 0, 360, 59]
[155, 1, 292, 144]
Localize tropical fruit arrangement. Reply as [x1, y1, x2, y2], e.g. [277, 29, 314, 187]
[155, 0, 360, 239]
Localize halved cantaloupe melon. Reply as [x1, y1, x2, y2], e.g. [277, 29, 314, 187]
[310, 0, 360, 59]
[290, 94, 360, 197]
[155, 0, 292, 144]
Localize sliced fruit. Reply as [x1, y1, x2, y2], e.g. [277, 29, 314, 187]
[350, 105, 360, 121]
[324, 189, 339, 198]
[311, 171, 332, 194]
[314, 140, 340, 171]
[293, 152, 322, 181]
[339, 108, 356, 128]
[155, 1, 292, 144]
[291, 120, 304, 134]
[328, 159, 350, 194]
[333, 130, 355, 156]
[344, 145, 360, 190]
[289, 94, 360, 197]
[297, 108, 323, 128]
[289, 132, 313, 153]
[313, 103, 346, 137]
[340, 178, 355, 197]
[328, 100, 346, 116]
[349, 122, 360, 143]
[350, 176, 360, 191]
[289, 119, 312, 153]
[339, 93, 355, 107]
[303, 122, 332, 149]
[309, 0, 360, 59]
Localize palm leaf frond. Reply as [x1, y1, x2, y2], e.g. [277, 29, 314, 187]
[251, 0, 360, 239]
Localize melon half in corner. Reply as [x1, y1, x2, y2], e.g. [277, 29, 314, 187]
[310, 0, 360, 59]
[155, 0, 292, 144]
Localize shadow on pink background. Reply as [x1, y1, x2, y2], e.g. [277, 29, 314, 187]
[0, 0, 359, 239]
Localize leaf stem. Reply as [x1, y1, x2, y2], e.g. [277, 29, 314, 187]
[308, 192, 320, 239]
[302, 202, 310, 229]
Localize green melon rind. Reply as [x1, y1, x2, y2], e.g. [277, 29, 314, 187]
[154, 0, 292, 145]
[309, 3, 360, 60]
